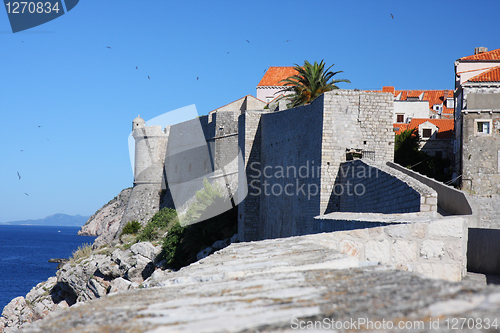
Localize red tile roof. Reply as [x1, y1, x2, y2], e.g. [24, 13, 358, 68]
[459, 48, 500, 61]
[407, 90, 423, 98]
[257, 67, 299, 86]
[467, 65, 500, 82]
[393, 118, 454, 139]
[379, 87, 454, 115]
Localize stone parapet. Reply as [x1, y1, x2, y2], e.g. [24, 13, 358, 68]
[315, 213, 468, 281]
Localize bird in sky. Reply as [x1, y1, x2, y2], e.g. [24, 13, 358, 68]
[106, 46, 111, 49]
[25, 193, 29, 196]
[20, 150, 23, 152]
[136, 66, 138, 69]
[148, 76, 150, 79]
[390, 13, 394, 19]
[285, 40, 292, 42]
[38, 125, 41, 127]
[263, 69, 267, 73]
[246, 40, 250, 43]
[17, 172, 21, 180]
[227, 52, 229, 54]
[197, 76, 199, 80]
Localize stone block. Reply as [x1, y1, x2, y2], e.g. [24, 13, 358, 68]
[340, 239, 362, 258]
[392, 240, 417, 262]
[446, 242, 463, 261]
[428, 219, 464, 238]
[411, 223, 427, 239]
[420, 240, 445, 260]
[365, 239, 390, 263]
[384, 224, 409, 238]
[414, 263, 462, 281]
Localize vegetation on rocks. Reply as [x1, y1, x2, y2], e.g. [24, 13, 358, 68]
[70, 243, 93, 263]
[120, 221, 141, 236]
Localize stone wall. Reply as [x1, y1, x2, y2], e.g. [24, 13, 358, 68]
[257, 100, 324, 239]
[237, 90, 395, 242]
[461, 111, 500, 195]
[320, 90, 394, 214]
[333, 159, 437, 215]
[315, 213, 468, 281]
[237, 111, 269, 241]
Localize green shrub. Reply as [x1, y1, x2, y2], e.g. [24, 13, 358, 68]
[137, 208, 178, 242]
[71, 243, 93, 262]
[121, 220, 141, 236]
[160, 179, 237, 270]
[161, 221, 186, 268]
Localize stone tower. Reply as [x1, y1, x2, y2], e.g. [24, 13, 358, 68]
[115, 116, 169, 237]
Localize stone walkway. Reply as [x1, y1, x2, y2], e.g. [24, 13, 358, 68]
[21, 233, 500, 333]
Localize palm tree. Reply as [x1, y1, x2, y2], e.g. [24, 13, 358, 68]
[278, 60, 350, 107]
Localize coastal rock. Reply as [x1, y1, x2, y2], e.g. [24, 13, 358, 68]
[18, 233, 500, 333]
[78, 188, 132, 243]
[108, 277, 132, 294]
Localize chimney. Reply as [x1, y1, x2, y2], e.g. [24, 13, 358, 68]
[474, 47, 488, 55]
[382, 86, 395, 94]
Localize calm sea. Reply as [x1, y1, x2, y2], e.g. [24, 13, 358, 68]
[0, 225, 96, 311]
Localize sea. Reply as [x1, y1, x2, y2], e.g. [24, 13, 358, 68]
[0, 225, 96, 311]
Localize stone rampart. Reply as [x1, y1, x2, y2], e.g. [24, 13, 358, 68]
[387, 161, 473, 216]
[334, 159, 437, 215]
[315, 213, 468, 281]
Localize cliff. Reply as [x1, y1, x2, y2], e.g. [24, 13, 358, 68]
[78, 188, 132, 246]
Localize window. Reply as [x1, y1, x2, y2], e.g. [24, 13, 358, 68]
[446, 98, 454, 109]
[477, 121, 491, 134]
[422, 128, 432, 138]
[396, 114, 404, 123]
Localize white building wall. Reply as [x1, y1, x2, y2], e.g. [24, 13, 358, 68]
[393, 101, 429, 123]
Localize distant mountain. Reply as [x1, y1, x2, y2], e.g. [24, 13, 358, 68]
[0, 214, 90, 227]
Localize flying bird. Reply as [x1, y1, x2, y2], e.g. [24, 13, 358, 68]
[38, 125, 41, 127]
[197, 76, 199, 80]
[17, 172, 21, 180]
[285, 40, 292, 42]
[390, 13, 394, 19]
[25, 193, 29, 196]
[20, 150, 23, 152]
[227, 52, 229, 54]
[106, 46, 111, 49]
[263, 69, 267, 73]
[136, 66, 138, 69]
[148, 76, 150, 79]
[246, 40, 250, 43]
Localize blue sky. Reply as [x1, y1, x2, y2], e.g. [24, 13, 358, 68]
[1, 0, 499, 222]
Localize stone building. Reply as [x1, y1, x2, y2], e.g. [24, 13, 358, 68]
[394, 118, 454, 160]
[375, 86, 454, 123]
[454, 47, 500, 194]
[256, 66, 297, 102]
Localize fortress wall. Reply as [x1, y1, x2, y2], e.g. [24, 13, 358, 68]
[335, 159, 437, 215]
[257, 98, 324, 239]
[320, 90, 394, 213]
[313, 214, 468, 281]
[238, 111, 268, 241]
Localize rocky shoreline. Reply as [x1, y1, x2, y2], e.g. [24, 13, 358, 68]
[0, 188, 236, 332]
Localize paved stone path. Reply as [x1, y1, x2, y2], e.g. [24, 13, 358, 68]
[21, 233, 500, 332]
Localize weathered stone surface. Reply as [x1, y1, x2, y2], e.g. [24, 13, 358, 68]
[18, 233, 500, 333]
[420, 240, 445, 260]
[108, 277, 132, 295]
[365, 239, 390, 263]
[78, 188, 132, 247]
